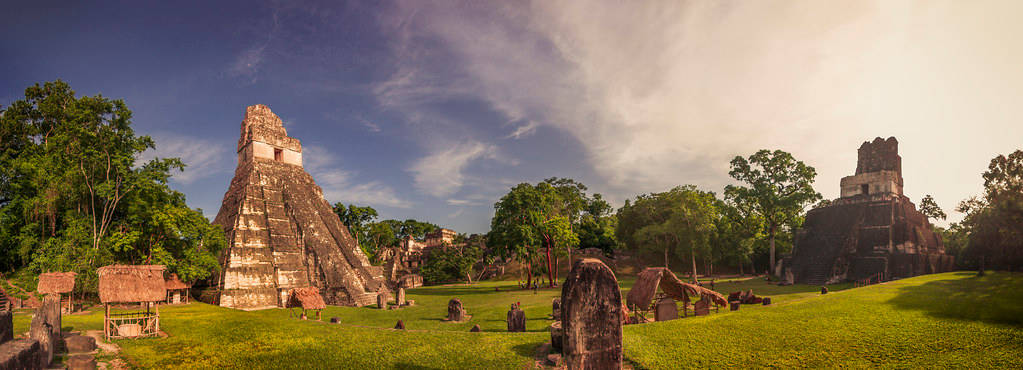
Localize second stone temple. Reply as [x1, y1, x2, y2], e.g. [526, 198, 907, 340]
[784, 137, 955, 285]
[212, 104, 388, 310]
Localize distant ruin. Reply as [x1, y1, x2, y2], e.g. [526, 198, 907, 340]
[785, 137, 955, 285]
[381, 228, 459, 285]
[213, 104, 388, 309]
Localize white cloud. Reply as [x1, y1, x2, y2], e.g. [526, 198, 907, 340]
[379, 0, 1023, 225]
[357, 116, 382, 132]
[505, 120, 539, 140]
[408, 141, 497, 197]
[303, 145, 412, 208]
[140, 133, 230, 185]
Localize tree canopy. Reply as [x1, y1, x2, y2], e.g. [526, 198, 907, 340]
[725, 149, 820, 275]
[616, 185, 718, 280]
[0, 80, 225, 290]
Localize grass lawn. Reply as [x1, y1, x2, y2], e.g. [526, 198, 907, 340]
[11, 271, 1022, 368]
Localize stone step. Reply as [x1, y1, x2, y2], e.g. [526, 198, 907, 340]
[350, 292, 377, 307]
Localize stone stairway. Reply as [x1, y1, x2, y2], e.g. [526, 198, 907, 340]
[801, 262, 831, 286]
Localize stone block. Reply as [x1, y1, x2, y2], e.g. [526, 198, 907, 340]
[0, 339, 41, 370]
[655, 297, 678, 321]
[550, 321, 563, 350]
[561, 258, 623, 369]
[68, 354, 96, 370]
[0, 311, 12, 345]
[65, 335, 96, 353]
[28, 318, 51, 369]
[507, 306, 526, 332]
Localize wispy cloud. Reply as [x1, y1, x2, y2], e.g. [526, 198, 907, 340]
[303, 145, 412, 208]
[356, 116, 382, 132]
[505, 120, 539, 140]
[228, 10, 280, 83]
[408, 140, 497, 197]
[140, 133, 230, 185]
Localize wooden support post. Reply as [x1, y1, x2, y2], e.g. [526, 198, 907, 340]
[104, 304, 110, 340]
[155, 302, 160, 333]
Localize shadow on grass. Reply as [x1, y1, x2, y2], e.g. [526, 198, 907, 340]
[886, 271, 1023, 328]
[410, 286, 559, 297]
[394, 364, 441, 370]
[511, 342, 541, 359]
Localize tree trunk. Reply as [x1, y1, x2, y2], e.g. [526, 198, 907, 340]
[769, 224, 777, 276]
[554, 255, 559, 284]
[525, 259, 532, 288]
[664, 247, 669, 269]
[690, 244, 698, 284]
[739, 258, 744, 276]
[545, 239, 556, 288]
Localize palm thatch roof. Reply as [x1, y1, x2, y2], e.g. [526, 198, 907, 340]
[287, 287, 326, 310]
[164, 273, 191, 290]
[626, 267, 728, 310]
[97, 265, 167, 303]
[37, 272, 76, 294]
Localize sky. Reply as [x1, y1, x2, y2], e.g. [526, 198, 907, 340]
[3, 0, 1021, 234]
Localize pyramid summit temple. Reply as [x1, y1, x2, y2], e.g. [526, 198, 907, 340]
[212, 104, 388, 310]
[784, 137, 955, 285]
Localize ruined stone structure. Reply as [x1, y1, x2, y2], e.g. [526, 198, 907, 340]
[786, 137, 954, 285]
[213, 105, 388, 309]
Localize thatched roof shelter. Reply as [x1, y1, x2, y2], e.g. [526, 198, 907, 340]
[287, 287, 326, 310]
[97, 265, 167, 303]
[37, 272, 76, 294]
[626, 267, 728, 310]
[164, 273, 190, 290]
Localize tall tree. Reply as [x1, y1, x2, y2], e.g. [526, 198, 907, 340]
[726, 150, 820, 275]
[919, 195, 947, 221]
[617, 186, 718, 280]
[956, 150, 1023, 270]
[489, 182, 578, 287]
[332, 203, 378, 252]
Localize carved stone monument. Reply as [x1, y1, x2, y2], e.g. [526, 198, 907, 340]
[507, 304, 526, 332]
[561, 258, 623, 369]
[213, 105, 388, 309]
[396, 287, 406, 306]
[447, 298, 466, 322]
[654, 297, 678, 321]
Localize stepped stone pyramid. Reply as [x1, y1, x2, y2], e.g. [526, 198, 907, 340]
[213, 104, 387, 310]
[784, 137, 954, 285]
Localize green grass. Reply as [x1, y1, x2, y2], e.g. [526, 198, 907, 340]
[11, 272, 1022, 368]
[625, 272, 1023, 368]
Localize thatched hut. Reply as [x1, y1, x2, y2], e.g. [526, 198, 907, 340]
[287, 287, 326, 320]
[164, 273, 191, 304]
[626, 267, 728, 319]
[97, 265, 167, 339]
[37, 272, 76, 313]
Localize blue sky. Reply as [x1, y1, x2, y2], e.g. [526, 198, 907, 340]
[4, 1, 1023, 233]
